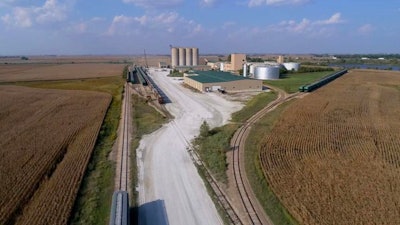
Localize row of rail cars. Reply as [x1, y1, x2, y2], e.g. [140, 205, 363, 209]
[127, 66, 165, 104]
[299, 69, 348, 92]
[109, 191, 129, 225]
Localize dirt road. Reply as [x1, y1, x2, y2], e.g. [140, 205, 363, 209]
[136, 68, 243, 225]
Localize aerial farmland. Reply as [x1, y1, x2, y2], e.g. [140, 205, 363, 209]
[0, 58, 126, 225]
[258, 70, 400, 224]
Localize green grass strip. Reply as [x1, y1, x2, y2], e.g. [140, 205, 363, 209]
[245, 100, 298, 225]
[264, 71, 334, 93]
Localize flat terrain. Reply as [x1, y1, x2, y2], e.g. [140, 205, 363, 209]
[0, 63, 125, 82]
[0, 85, 111, 225]
[259, 69, 400, 224]
[137, 68, 244, 225]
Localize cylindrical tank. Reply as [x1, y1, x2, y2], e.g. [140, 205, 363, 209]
[178, 48, 186, 66]
[283, 62, 300, 71]
[243, 64, 247, 77]
[249, 64, 256, 75]
[192, 48, 199, 66]
[185, 48, 192, 66]
[254, 66, 280, 80]
[171, 47, 178, 67]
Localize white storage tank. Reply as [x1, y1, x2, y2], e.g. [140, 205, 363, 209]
[283, 62, 300, 72]
[249, 64, 256, 76]
[254, 66, 280, 80]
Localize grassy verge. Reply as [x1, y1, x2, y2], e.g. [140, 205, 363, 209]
[264, 71, 335, 93]
[231, 92, 277, 122]
[245, 100, 298, 225]
[18, 76, 125, 225]
[193, 91, 277, 183]
[129, 94, 169, 225]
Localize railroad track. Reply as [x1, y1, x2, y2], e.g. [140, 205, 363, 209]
[231, 89, 303, 225]
[117, 83, 130, 191]
[170, 120, 243, 225]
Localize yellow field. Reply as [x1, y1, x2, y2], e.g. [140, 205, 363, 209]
[259, 70, 400, 224]
[0, 85, 111, 225]
[0, 63, 125, 82]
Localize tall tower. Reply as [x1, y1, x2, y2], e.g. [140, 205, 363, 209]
[178, 47, 186, 66]
[171, 47, 178, 67]
[185, 48, 192, 66]
[277, 55, 284, 64]
[192, 48, 199, 66]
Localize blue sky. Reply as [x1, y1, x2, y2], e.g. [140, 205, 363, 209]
[1, 0, 399, 55]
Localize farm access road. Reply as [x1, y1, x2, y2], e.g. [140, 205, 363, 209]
[136, 68, 244, 225]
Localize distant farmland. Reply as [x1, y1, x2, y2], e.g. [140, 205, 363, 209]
[0, 85, 111, 225]
[0, 63, 125, 82]
[259, 70, 400, 224]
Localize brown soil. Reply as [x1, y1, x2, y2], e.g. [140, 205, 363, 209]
[0, 63, 125, 82]
[259, 69, 400, 225]
[0, 85, 111, 225]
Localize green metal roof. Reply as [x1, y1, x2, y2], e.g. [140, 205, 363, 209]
[186, 71, 251, 83]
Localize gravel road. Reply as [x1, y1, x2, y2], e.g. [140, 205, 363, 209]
[137, 68, 243, 225]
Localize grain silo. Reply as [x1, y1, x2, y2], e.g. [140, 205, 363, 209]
[171, 47, 178, 67]
[254, 66, 280, 80]
[283, 62, 300, 71]
[179, 47, 186, 66]
[192, 48, 199, 66]
[185, 48, 192, 66]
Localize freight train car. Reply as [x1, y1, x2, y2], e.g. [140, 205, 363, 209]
[136, 67, 148, 86]
[109, 191, 129, 225]
[299, 69, 347, 92]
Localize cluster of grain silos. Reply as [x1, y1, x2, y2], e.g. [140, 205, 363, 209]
[171, 47, 199, 67]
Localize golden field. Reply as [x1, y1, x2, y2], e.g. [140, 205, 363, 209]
[0, 63, 125, 82]
[259, 70, 400, 224]
[0, 85, 111, 225]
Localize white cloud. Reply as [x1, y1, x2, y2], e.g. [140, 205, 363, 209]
[106, 11, 206, 38]
[248, 0, 310, 7]
[1, 0, 70, 28]
[122, 0, 183, 8]
[315, 12, 344, 25]
[266, 13, 343, 36]
[106, 15, 135, 35]
[35, 0, 68, 24]
[200, 0, 217, 7]
[357, 24, 374, 35]
[2, 7, 32, 27]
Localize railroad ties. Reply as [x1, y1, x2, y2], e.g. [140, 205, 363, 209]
[110, 83, 131, 225]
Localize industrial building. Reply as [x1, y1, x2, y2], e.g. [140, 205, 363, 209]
[221, 53, 246, 72]
[183, 70, 263, 93]
[171, 47, 199, 68]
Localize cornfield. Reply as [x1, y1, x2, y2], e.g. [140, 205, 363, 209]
[0, 85, 111, 225]
[259, 70, 400, 224]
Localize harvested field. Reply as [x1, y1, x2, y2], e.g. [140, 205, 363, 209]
[0, 85, 111, 225]
[0, 63, 125, 82]
[259, 70, 400, 224]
